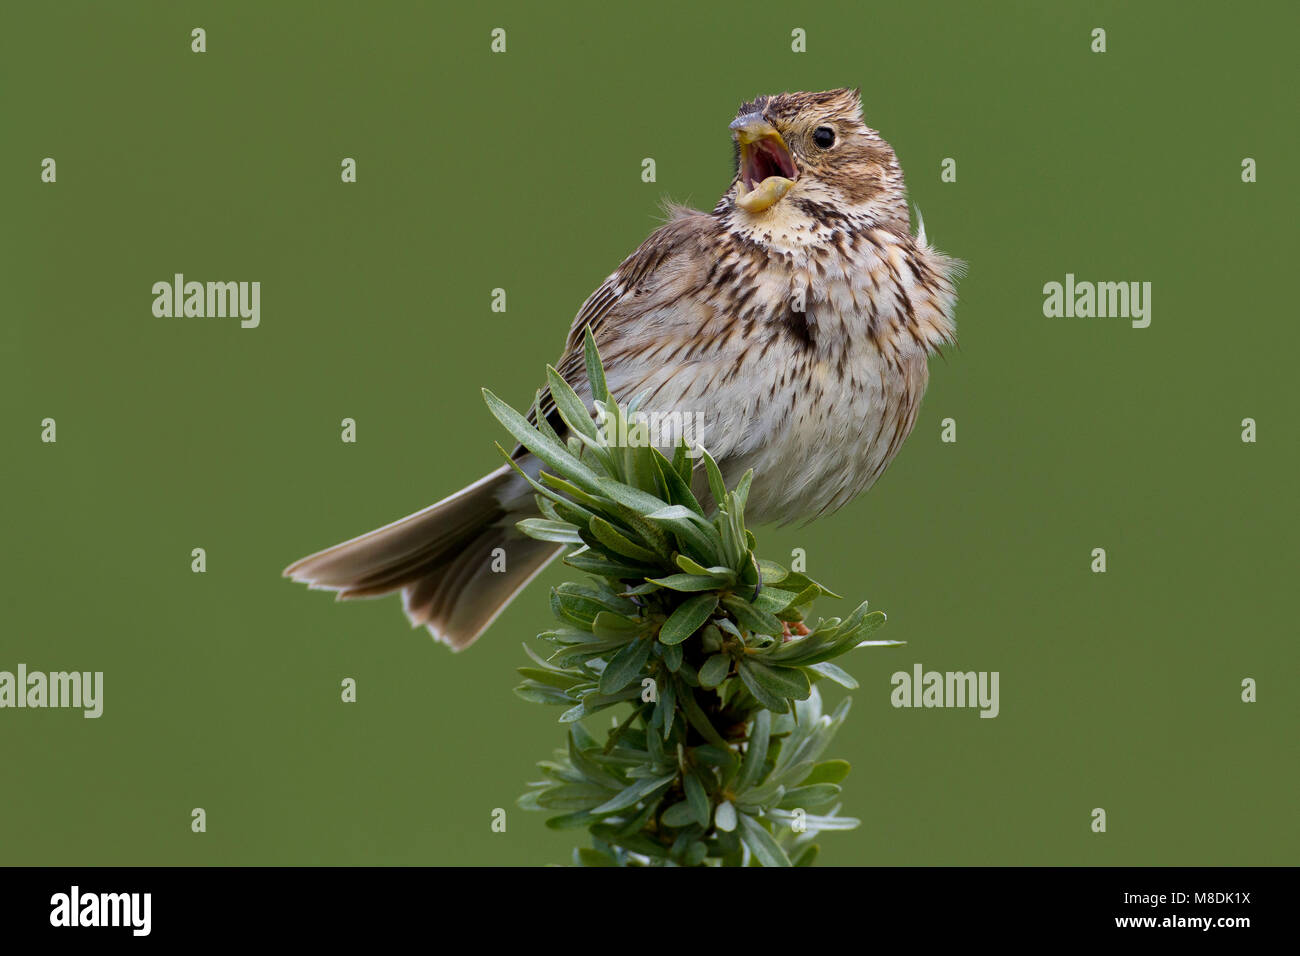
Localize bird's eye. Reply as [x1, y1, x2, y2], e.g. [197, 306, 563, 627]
[812, 126, 836, 149]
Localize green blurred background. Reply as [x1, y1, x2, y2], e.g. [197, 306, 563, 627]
[2, 0, 1295, 865]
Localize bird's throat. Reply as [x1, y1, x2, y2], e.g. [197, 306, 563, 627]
[734, 176, 795, 213]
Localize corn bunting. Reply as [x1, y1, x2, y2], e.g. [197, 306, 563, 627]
[286, 88, 961, 649]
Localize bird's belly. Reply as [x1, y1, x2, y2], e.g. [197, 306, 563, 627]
[706, 342, 930, 526]
[600, 276, 940, 527]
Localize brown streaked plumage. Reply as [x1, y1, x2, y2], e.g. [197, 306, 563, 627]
[285, 88, 961, 650]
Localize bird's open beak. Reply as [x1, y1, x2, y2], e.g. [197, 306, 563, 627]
[730, 113, 798, 213]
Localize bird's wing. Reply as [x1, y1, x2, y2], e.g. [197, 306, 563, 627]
[521, 206, 715, 443]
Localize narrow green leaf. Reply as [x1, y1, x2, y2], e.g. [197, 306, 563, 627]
[536, 470, 610, 514]
[698, 653, 731, 688]
[671, 439, 691, 484]
[545, 494, 602, 531]
[659, 593, 718, 645]
[737, 661, 787, 713]
[514, 683, 577, 706]
[647, 573, 726, 592]
[738, 709, 772, 791]
[521, 641, 577, 673]
[753, 586, 799, 614]
[515, 518, 583, 544]
[737, 813, 792, 867]
[568, 730, 626, 789]
[591, 611, 643, 640]
[582, 327, 608, 404]
[731, 470, 753, 514]
[674, 555, 729, 577]
[602, 481, 724, 565]
[782, 583, 823, 611]
[698, 446, 727, 508]
[581, 686, 646, 713]
[736, 782, 788, 815]
[768, 808, 860, 832]
[545, 364, 599, 441]
[588, 823, 669, 859]
[777, 783, 842, 810]
[620, 581, 662, 597]
[599, 637, 652, 694]
[550, 588, 603, 627]
[653, 447, 705, 515]
[531, 389, 562, 445]
[588, 515, 661, 563]
[535, 782, 616, 810]
[559, 702, 586, 723]
[700, 624, 724, 654]
[808, 660, 858, 688]
[564, 551, 661, 580]
[590, 772, 676, 815]
[769, 780, 842, 811]
[779, 572, 842, 600]
[548, 811, 607, 833]
[753, 661, 812, 702]
[482, 388, 603, 494]
[561, 580, 639, 612]
[721, 593, 784, 637]
[495, 442, 599, 523]
[516, 667, 581, 689]
[684, 771, 710, 827]
[661, 801, 697, 827]
[679, 686, 732, 749]
[645, 504, 698, 521]
[626, 436, 661, 497]
[691, 745, 737, 769]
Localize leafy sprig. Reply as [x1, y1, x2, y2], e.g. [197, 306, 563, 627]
[487, 330, 900, 866]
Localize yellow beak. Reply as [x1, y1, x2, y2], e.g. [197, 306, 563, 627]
[729, 113, 784, 147]
[729, 113, 797, 213]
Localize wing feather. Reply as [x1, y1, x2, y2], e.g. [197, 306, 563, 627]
[522, 208, 715, 444]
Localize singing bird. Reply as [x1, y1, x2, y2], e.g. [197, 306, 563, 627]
[285, 88, 960, 650]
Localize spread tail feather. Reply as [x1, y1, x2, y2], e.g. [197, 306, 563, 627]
[283, 464, 560, 650]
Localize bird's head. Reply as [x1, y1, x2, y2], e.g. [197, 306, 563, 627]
[723, 88, 908, 235]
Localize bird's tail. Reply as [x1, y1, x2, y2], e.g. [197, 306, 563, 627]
[283, 464, 560, 650]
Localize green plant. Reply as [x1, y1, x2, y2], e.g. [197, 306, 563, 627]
[485, 331, 900, 866]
